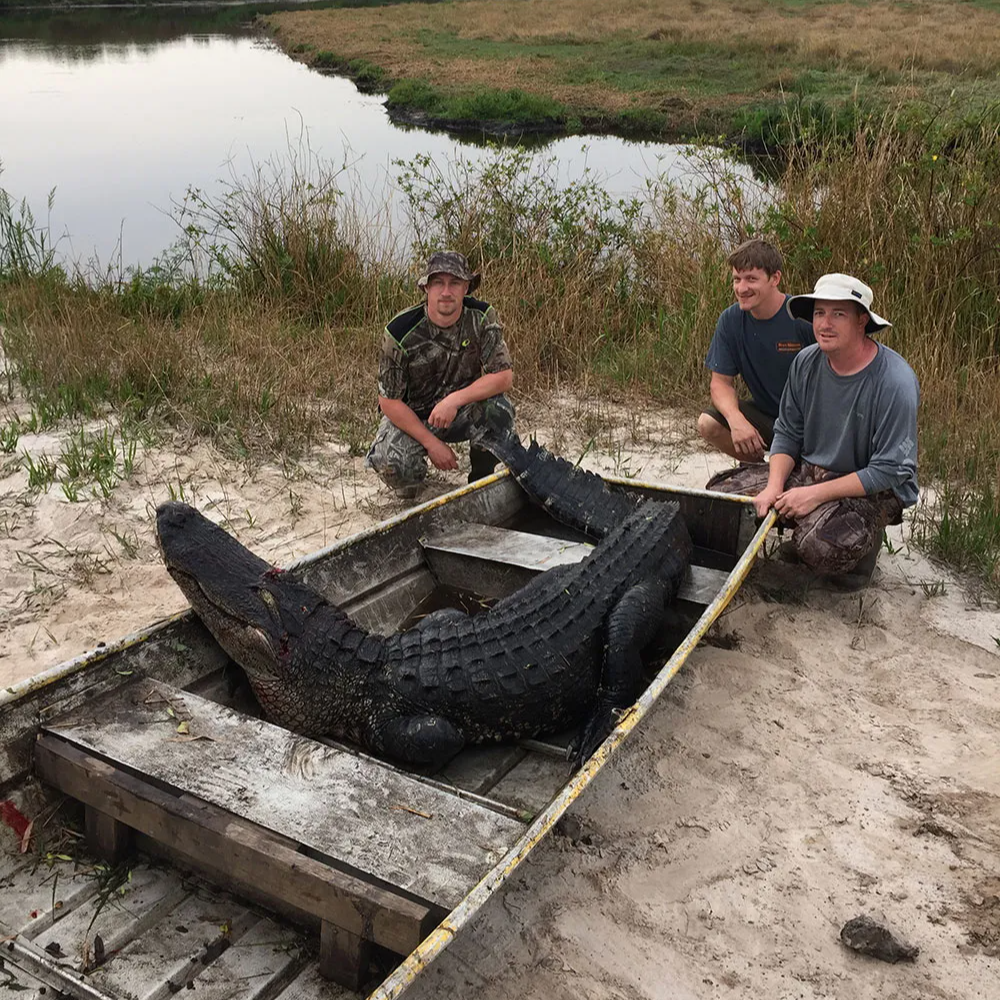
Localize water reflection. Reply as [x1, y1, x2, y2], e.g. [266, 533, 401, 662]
[0, 9, 759, 270]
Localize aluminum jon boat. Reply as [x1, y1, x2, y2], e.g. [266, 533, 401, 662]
[0, 470, 771, 1000]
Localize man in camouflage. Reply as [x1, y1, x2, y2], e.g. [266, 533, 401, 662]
[366, 251, 515, 499]
[707, 273, 919, 577]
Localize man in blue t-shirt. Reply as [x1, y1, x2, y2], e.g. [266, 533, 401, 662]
[707, 273, 919, 578]
[698, 239, 814, 462]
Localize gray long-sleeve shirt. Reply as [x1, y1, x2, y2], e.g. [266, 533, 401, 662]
[771, 343, 920, 505]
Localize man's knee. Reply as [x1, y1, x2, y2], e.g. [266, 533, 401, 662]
[793, 504, 878, 574]
[366, 424, 428, 489]
[697, 411, 727, 446]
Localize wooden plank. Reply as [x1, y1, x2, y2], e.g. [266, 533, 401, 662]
[320, 919, 371, 990]
[31, 864, 190, 972]
[437, 744, 527, 797]
[422, 522, 730, 604]
[0, 615, 227, 788]
[33, 736, 437, 957]
[85, 805, 131, 863]
[42, 680, 524, 911]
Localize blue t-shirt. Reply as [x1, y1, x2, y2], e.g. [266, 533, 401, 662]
[705, 297, 815, 417]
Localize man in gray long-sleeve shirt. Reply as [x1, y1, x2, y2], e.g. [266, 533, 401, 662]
[707, 273, 919, 575]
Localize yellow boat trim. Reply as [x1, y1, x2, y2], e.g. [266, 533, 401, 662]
[367, 505, 776, 999]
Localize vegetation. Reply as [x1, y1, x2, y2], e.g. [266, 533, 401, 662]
[2, 109, 999, 587]
[266, 0, 1000, 142]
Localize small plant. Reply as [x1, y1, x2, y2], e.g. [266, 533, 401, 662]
[0, 418, 19, 453]
[107, 525, 140, 560]
[60, 477, 81, 503]
[920, 579, 948, 599]
[22, 450, 58, 491]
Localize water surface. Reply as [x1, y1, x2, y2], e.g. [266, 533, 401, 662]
[0, 8, 754, 269]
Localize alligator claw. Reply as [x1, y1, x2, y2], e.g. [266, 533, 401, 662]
[572, 705, 619, 768]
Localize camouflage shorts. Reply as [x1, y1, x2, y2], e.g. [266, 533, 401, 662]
[366, 394, 515, 490]
[706, 461, 904, 574]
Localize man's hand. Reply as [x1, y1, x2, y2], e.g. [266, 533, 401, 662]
[774, 485, 824, 519]
[753, 486, 781, 519]
[730, 417, 766, 462]
[426, 439, 458, 471]
[427, 396, 460, 430]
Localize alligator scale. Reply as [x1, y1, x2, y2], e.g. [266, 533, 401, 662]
[156, 434, 693, 768]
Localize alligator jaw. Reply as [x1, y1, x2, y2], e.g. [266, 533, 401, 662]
[156, 502, 289, 678]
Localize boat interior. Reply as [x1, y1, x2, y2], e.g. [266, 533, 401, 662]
[0, 474, 758, 999]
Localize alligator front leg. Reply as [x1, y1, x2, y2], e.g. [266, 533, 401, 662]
[574, 579, 667, 766]
[374, 714, 466, 771]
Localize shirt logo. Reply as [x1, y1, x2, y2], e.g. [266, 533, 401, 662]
[776, 341, 804, 353]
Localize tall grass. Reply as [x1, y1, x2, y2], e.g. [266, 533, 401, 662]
[2, 114, 999, 585]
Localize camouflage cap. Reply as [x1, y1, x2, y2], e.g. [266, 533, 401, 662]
[417, 250, 481, 293]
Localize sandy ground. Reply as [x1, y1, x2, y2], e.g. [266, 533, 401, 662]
[1, 391, 999, 999]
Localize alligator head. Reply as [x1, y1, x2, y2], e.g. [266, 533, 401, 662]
[155, 501, 327, 681]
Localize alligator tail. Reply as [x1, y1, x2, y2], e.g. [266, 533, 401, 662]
[477, 417, 638, 540]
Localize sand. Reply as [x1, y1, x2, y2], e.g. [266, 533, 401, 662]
[1, 394, 998, 999]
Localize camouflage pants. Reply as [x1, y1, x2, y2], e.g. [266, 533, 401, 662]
[706, 461, 904, 574]
[366, 394, 515, 491]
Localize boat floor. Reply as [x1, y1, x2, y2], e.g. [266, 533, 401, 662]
[0, 837, 360, 1000]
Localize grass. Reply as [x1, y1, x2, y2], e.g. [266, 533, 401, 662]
[265, 0, 1000, 142]
[2, 111, 1000, 590]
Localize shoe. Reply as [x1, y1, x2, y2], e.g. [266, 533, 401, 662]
[393, 485, 421, 501]
[823, 547, 880, 591]
[775, 540, 802, 564]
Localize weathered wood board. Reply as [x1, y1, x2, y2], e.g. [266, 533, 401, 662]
[33, 736, 435, 962]
[41, 680, 525, 910]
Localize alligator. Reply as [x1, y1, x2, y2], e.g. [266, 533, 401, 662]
[155, 435, 693, 769]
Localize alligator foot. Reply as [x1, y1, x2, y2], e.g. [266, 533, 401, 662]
[378, 714, 466, 771]
[571, 703, 623, 768]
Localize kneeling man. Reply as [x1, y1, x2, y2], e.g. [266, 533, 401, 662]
[708, 273, 919, 575]
[366, 251, 515, 499]
[699, 238, 814, 462]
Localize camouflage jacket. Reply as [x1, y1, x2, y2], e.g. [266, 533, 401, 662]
[377, 298, 513, 419]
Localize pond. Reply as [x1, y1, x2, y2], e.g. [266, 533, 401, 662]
[0, 5, 757, 270]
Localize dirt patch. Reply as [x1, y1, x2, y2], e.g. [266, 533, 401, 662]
[4, 393, 1000, 997]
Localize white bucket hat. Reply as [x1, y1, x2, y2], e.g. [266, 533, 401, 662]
[786, 273, 891, 334]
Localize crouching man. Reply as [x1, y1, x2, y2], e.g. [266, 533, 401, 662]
[366, 251, 515, 499]
[707, 273, 919, 575]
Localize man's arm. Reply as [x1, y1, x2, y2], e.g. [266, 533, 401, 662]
[709, 372, 766, 459]
[427, 369, 513, 429]
[378, 397, 458, 471]
[753, 453, 796, 518]
[773, 471, 865, 519]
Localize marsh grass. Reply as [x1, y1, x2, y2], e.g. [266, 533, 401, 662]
[267, 0, 1000, 139]
[2, 114, 1000, 587]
